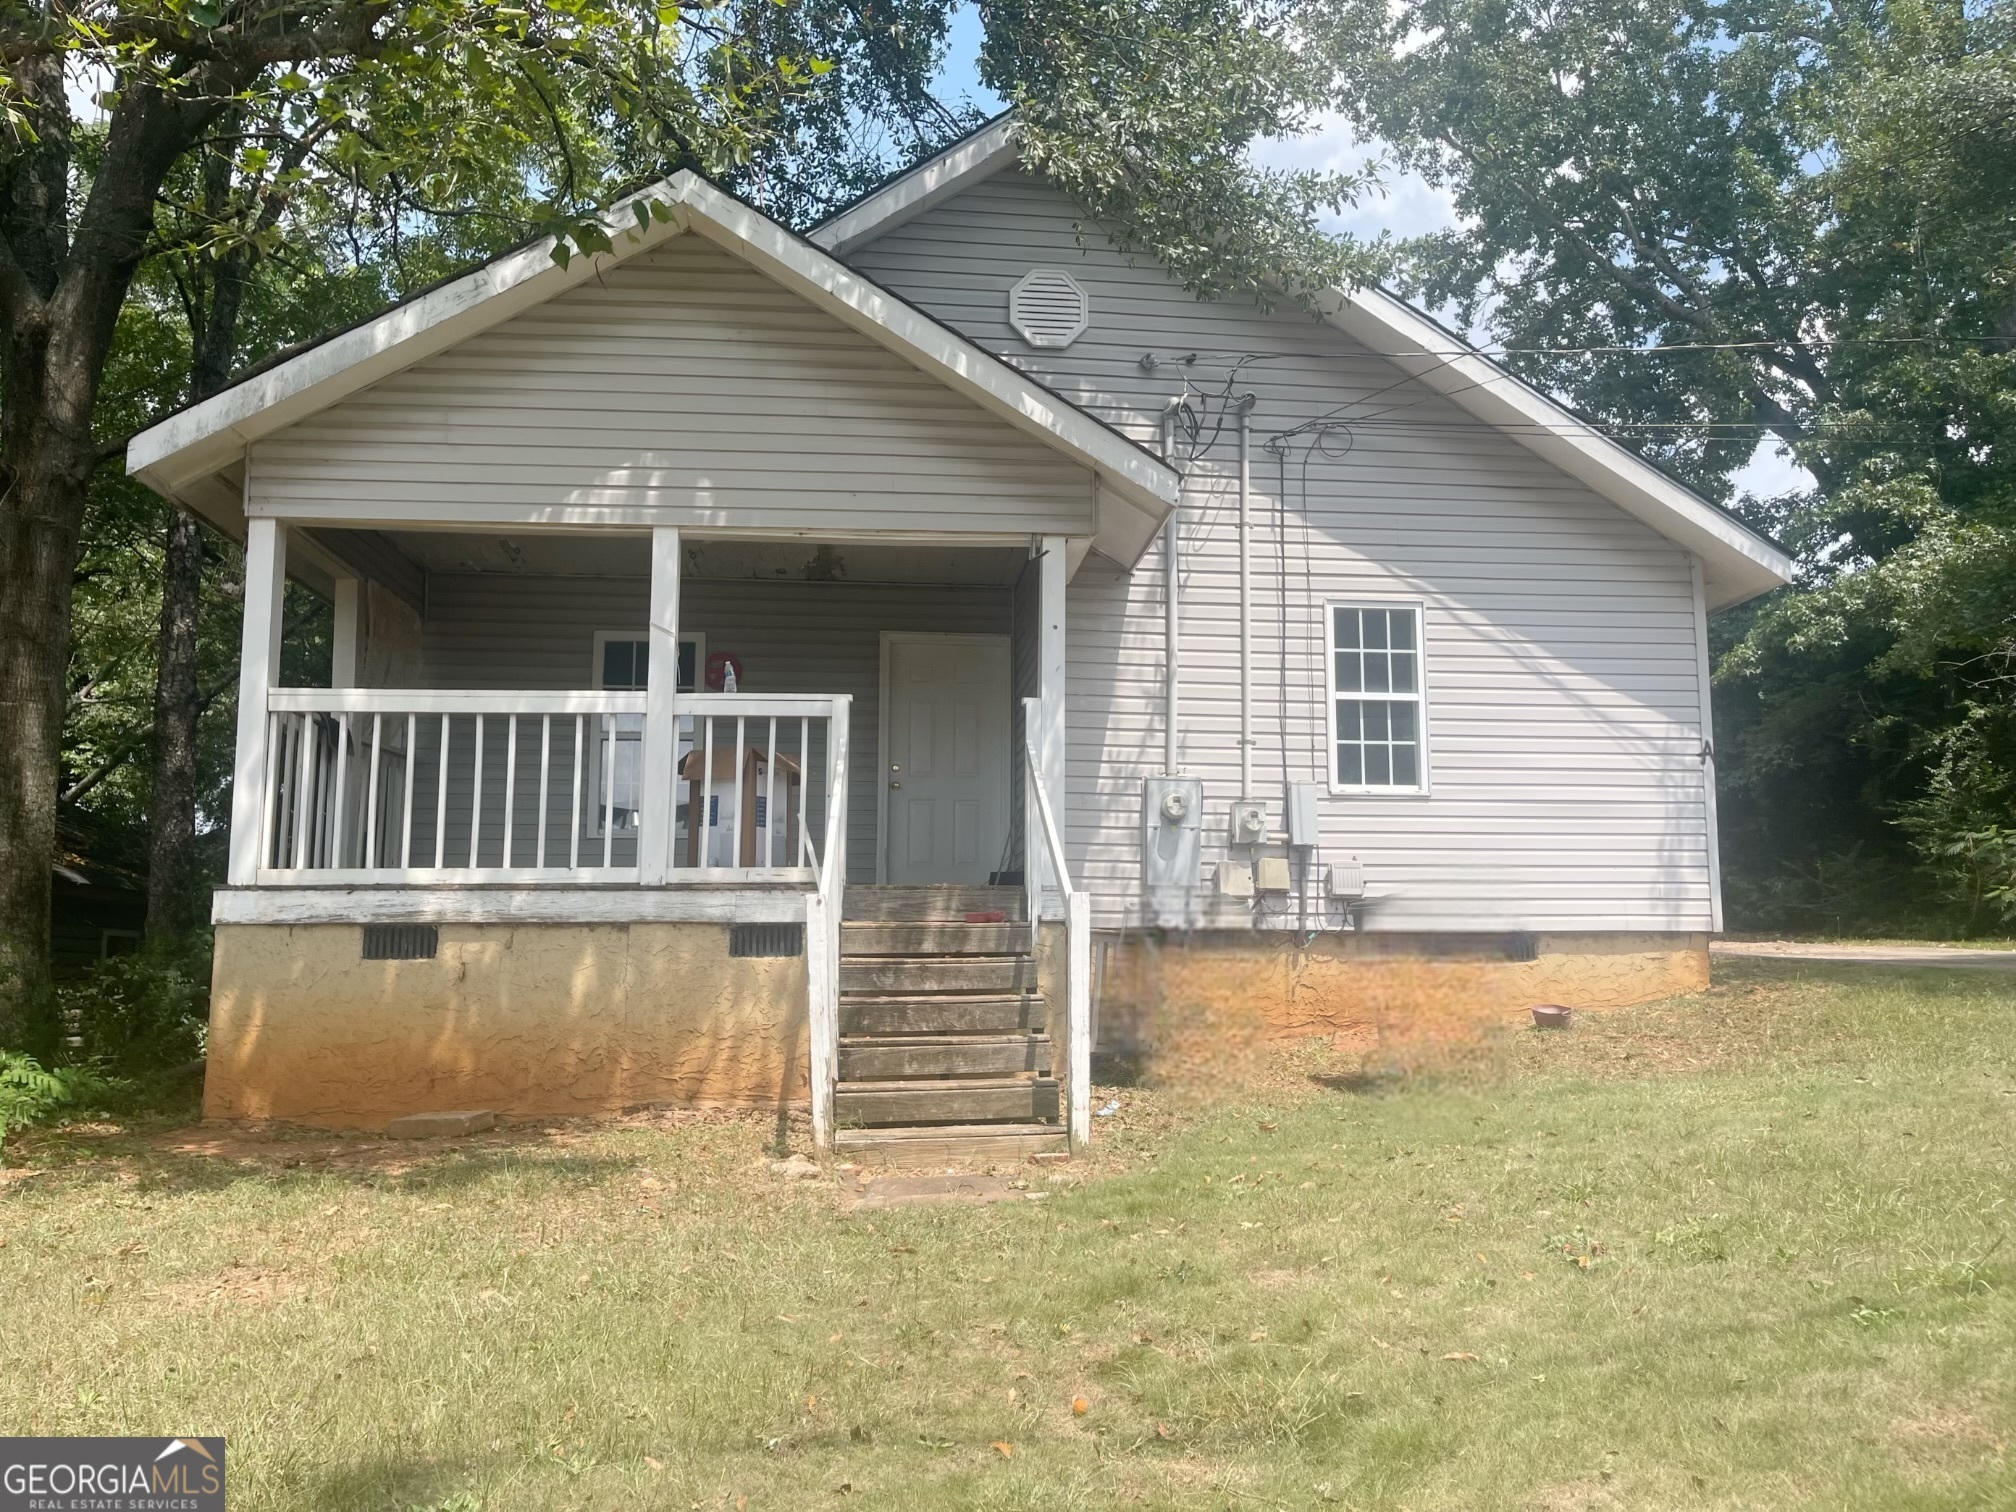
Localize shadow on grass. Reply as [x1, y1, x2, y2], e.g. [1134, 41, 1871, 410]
[288, 1450, 493, 1512]
[7, 1124, 652, 1201]
[1307, 1067, 1411, 1097]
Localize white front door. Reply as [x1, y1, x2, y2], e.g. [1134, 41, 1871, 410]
[881, 633, 1011, 884]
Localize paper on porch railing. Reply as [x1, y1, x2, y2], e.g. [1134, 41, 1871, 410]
[678, 744, 803, 869]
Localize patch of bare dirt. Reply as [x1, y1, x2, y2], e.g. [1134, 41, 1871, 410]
[1523, 1480, 1625, 1512]
[1888, 1404, 2007, 1469]
[156, 1257, 308, 1312]
[1247, 1266, 1316, 1290]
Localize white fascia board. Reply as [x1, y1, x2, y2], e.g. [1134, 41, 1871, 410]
[129, 160, 1175, 559]
[1093, 480, 1165, 569]
[810, 117, 1020, 257]
[127, 194, 698, 492]
[674, 175, 1177, 522]
[1322, 287, 1793, 611]
[813, 127, 1791, 609]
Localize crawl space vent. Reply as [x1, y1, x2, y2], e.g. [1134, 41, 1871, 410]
[363, 924, 438, 960]
[1009, 268, 1090, 349]
[729, 922, 804, 958]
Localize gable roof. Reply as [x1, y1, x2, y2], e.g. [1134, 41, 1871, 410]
[127, 169, 1179, 566]
[810, 115, 1795, 612]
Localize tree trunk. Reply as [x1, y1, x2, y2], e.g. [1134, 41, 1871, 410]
[143, 205, 253, 941]
[0, 403, 98, 1051]
[0, 69, 225, 1041]
[143, 504, 206, 938]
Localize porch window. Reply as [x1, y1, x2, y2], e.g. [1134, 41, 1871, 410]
[1327, 603, 1429, 794]
[587, 631, 702, 838]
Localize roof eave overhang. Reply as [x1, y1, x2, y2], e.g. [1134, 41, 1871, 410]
[810, 116, 1020, 258]
[127, 163, 1176, 564]
[1318, 287, 1792, 611]
[811, 119, 1793, 609]
[126, 199, 701, 503]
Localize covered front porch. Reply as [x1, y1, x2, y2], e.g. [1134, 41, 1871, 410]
[121, 168, 1179, 1152]
[216, 523, 1089, 1150]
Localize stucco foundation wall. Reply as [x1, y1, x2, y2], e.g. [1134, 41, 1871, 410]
[1098, 931, 1708, 1066]
[206, 922, 808, 1128]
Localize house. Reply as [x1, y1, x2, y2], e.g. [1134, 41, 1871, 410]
[125, 117, 1793, 1153]
[51, 804, 148, 973]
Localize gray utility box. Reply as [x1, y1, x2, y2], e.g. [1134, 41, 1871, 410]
[1141, 776, 1204, 928]
[1228, 798, 1268, 846]
[1286, 782, 1324, 849]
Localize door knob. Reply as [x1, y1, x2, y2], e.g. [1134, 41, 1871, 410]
[890, 780, 902, 790]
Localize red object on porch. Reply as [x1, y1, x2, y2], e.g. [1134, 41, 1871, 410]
[965, 909, 1007, 924]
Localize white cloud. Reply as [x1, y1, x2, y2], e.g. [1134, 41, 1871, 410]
[1249, 112, 1463, 244]
[1730, 438, 1816, 500]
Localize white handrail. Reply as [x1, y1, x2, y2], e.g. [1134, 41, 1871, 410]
[681, 692, 846, 717]
[820, 714, 848, 901]
[1024, 728, 1075, 903]
[270, 688, 643, 715]
[258, 688, 843, 888]
[1022, 709, 1092, 1150]
[805, 698, 849, 1150]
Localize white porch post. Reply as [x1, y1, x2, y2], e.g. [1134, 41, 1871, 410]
[639, 525, 682, 883]
[1035, 534, 1069, 915]
[1037, 535, 1091, 1146]
[227, 517, 287, 886]
[330, 575, 361, 688]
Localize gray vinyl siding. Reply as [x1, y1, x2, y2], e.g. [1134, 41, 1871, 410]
[247, 236, 1097, 536]
[408, 573, 1010, 880]
[848, 170, 1714, 933]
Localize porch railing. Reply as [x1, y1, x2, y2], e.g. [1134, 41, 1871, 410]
[256, 689, 842, 886]
[803, 705, 849, 1150]
[1023, 697, 1092, 1149]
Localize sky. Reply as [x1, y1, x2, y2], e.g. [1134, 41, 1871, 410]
[929, 11, 1811, 501]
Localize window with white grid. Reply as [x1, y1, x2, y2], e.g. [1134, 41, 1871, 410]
[1327, 604, 1429, 793]
[586, 631, 701, 838]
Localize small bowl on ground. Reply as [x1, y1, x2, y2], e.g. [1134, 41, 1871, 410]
[1530, 1003, 1574, 1030]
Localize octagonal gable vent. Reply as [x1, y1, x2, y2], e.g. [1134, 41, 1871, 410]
[1009, 268, 1090, 349]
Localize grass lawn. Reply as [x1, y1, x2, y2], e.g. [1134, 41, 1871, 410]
[3, 958, 2013, 1510]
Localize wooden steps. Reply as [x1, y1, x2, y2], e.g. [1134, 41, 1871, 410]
[841, 994, 1041, 1037]
[836, 1122, 1068, 1167]
[833, 886, 1062, 1152]
[839, 956, 1036, 995]
[842, 921, 1028, 955]
[842, 885, 1025, 923]
[834, 1077, 1062, 1126]
[838, 1034, 1052, 1080]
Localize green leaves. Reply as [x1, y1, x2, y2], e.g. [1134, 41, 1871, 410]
[985, 0, 1381, 303]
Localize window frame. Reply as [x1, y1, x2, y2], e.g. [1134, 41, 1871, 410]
[1323, 599, 1432, 798]
[99, 927, 142, 959]
[585, 630, 704, 839]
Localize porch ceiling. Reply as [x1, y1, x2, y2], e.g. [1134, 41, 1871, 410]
[334, 528, 1035, 588]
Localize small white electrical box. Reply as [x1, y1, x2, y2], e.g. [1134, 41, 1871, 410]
[1328, 858, 1365, 900]
[1286, 782, 1323, 848]
[1229, 799, 1268, 845]
[1255, 856, 1292, 893]
[1216, 861, 1256, 898]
